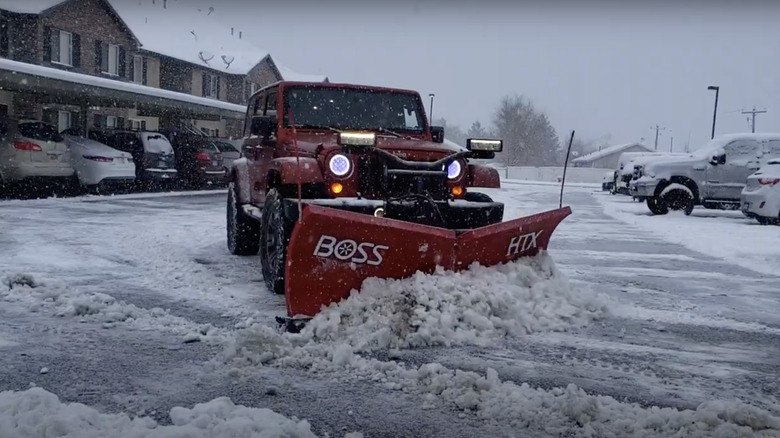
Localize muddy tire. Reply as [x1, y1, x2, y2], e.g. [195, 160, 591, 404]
[227, 182, 260, 256]
[260, 188, 294, 295]
[646, 196, 669, 215]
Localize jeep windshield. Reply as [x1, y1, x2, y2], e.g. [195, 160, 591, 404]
[282, 87, 425, 133]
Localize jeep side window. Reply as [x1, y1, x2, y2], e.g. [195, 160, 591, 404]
[265, 91, 277, 116]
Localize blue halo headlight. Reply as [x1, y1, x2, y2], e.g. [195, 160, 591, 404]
[328, 154, 351, 177]
[446, 160, 462, 180]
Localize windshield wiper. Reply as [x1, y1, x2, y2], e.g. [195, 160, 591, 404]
[292, 124, 342, 133]
[377, 127, 404, 138]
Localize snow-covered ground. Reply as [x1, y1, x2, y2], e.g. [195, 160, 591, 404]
[0, 184, 778, 437]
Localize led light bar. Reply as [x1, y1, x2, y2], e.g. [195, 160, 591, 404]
[467, 138, 503, 152]
[338, 132, 377, 147]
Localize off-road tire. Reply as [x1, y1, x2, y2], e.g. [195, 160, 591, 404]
[227, 182, 260, 256]
[661, 187, 695, 216]
[646, 196, 669, 215]
[464, 192, 494, 203]
[260, 188, 294, 295]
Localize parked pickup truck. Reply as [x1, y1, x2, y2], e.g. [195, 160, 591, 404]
[630, 133, 780, 215]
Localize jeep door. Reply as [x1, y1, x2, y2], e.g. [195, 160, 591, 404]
[245, 90, 277, 205]
[705, 139, 761, 200]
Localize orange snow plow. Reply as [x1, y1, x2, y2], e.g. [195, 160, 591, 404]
[283, 203, 571, 318]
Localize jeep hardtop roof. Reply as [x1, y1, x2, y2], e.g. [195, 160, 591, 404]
[249, 81, 423, 102]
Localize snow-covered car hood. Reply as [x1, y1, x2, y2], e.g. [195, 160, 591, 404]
[641, 154, 704, 177]
[64, 136, 132, 159]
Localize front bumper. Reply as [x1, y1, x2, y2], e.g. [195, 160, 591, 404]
[630, 178, 659, 198]
[741, 188, 780, 219]
[282, 197, 504, 230]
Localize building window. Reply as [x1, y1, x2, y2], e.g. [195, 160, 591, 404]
[50, 30, 73, 66]
[132, 55, 143, 83]
[202, 73, 219, 99]
[106, 115, 117, 128]
[101, 44, 119, 75]
[57, 111, 71, 133]
[200, 127, 218, 137]
[129, 119, 146, 130]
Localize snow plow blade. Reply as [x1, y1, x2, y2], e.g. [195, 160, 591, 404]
[284, 204, 572, 318]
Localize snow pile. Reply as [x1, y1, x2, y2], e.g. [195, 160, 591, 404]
[0, 387, 362, 438]
[0, 273, 225, 344]
[303, 253, 608, 351]
[213, 255, 780, 436]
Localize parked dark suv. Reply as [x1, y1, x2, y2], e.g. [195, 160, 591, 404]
[162, 131, 226, 188]
[90, 129, 177, 189]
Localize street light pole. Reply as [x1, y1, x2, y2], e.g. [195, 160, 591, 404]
[707, 85, 719, 139]
[428, 93, 435, 124]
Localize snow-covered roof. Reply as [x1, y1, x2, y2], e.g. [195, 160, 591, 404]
[108, 0, 266, 75]
[274, 61, 328, 83]
[0, 57, 245, 114]
[572, 142, 653, 163]
[0, 0, 65, 14]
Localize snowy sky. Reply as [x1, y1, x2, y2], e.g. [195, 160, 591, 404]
[141, 0, 778, 151]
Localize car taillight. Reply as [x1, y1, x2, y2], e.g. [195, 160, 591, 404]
[13, 140, 42, 151]
[194, 152, 210, 162]
[758, 178, 780, 186]
[83, 155, 114, 162]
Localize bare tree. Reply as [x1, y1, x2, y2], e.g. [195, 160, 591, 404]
[492, 95, 559, 166]
[467, 120, 489, 139]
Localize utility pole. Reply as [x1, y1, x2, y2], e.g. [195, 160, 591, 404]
[707, 85, 719, 139]
[651, 124, 666, 151]
[428, 93, 435, 124]
[741, 107, 767, 133]
[670, 136, 674, 152]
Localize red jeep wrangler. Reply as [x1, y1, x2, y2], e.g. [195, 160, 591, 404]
[227, 81, 504, 294]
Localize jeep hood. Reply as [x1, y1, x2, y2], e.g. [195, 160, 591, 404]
[290, 132, 467, 157]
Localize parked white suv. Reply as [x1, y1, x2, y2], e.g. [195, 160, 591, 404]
[630, 133, 780, 215]
[0, 119, 74, 188]
[741, 158, 780, 225]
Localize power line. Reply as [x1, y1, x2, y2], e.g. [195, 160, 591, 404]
[741, 107, 767, 133]
[650, 124, 666, 151]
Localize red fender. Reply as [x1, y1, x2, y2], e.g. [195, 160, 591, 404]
[468, 164, 500, 188]
[271, 157, 324, 185]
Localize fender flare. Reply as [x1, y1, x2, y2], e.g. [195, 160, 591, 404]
[467, 164, 500, 189]
[229, 158, 252, 204]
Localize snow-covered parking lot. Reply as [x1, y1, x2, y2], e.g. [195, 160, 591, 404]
[1, 182, 779, 437]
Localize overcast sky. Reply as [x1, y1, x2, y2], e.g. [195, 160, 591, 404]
[190, 0, 779, 152]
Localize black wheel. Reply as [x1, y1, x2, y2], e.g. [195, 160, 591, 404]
[227, 182, 260, 256]
[646, 197, 669, 215]
[661, 186, 695, 216]
[260, 188, 294, 295]
[755, 216, 779, 226]
[464, 192, 494, 203]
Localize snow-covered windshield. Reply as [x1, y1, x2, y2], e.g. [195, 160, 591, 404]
[142, 133, 174, 154]
[283, 86, 425, 133]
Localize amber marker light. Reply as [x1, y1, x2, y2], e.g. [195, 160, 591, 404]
[331, 182, 343, 194]
[451, 186, 463, 196]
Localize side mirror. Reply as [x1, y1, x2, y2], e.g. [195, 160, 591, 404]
[250, 115, 276, 139]
[466, 138, 503, 160]
[709, 153, 726, 166]
[430, 126, 444, 143]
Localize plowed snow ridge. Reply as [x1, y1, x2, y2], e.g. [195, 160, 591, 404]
[216, 254, 780, 436]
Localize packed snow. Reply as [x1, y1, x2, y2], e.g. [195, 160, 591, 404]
[1, 273, 226, 344]
[0, 387, 363, 438]
[1, 184, 779, 436]
[597, 194, 780, 276]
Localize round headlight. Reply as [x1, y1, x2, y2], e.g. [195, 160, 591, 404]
[328, 154, 351, 177]
[446, 160, 462, 180]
